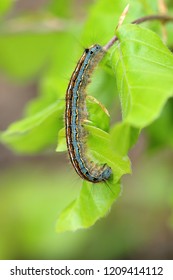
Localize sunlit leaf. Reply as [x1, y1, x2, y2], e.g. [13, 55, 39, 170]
[56, 181, 121, 232]
[0, 34, 57, 79]
[56, 95, 110, 152]
[56, 127, 66, 152]
[111, 24, 173, 127]
[86, 125, 131, 182]
[146, 98, 173, 150]
[0, 101, 64, 153]
[56, 124, 131, 232]
[110, 122, 140, 156]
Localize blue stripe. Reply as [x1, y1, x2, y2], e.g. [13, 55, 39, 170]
[68, 44, 112, 182]
[71, 45, 105, 181]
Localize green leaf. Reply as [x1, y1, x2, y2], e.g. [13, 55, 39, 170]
[146, 98, 173, 150]
[56, 125, 130, 181]
[0, 33, 57, 79]
[87, 97, 110, 132]
[24, 32, 79, 115]
[56, 95, 110, 152]
[110, 122, 140, 156]
[56, 125, 131, 232]
[57, 125, 131, 182]
[86, 125, 131, 183]
[0, 101, 64, 153]
[56, 127, 66, 152]
[87, 68, 118, 110]
[56, 181, 121, 232]
[0, 32, 79, 154]
[81, 0, 158, 47]
[111, 24, 173, 128]
[82, 0, 126, 46]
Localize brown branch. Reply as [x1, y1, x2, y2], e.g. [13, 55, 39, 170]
[132, 14, 173, 24]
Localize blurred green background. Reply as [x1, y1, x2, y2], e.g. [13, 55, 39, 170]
[0, 0, 173, 260]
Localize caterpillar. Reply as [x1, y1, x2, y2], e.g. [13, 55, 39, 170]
[65, 44, 112, 183]
[65, 4, 173, 183]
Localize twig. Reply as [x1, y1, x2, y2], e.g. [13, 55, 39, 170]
[158, 0, 168, 43]
[103, 14, 173, 51]
[116, 4, 130, 31]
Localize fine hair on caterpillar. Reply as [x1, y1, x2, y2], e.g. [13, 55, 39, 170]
[65, 44, 112, 183]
